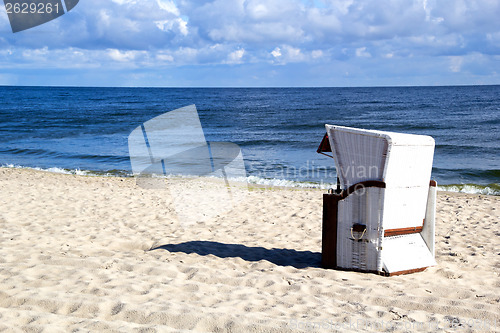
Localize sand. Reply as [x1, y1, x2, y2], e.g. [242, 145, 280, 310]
[0, 167, 498, 332]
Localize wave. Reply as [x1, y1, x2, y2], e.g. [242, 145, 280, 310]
[432, 167, 500, 183]
[244, 176, 335, 189]
[1, 164, 131, 177]
[2, 164, 499, 195]
[0, 164, 336, 189]
[438, 183, 500, 196]
[0, 148, 130, 163]
[435, 144, 497, 154]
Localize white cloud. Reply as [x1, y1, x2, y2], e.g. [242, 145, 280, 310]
[226, 48, 245, 64]
[270, 45, 307, 64]
[155, 18, 189, 36]
[355, 47, 371, 58]
[283, 45, 305, 62]
[271, 47, 281, 58]
[107, 49, 140, 62]
[449, 56, 463, 73]
[247, 2, 268, 19]
[3, 0, 499, 58]
[186, 0, 306, 44]
[156, 52, 174, 62]
[155, 0, 180, 16]
[21, 47, 50, 62]
[311, 50, 323, 59]
[0, 0, 498, 85]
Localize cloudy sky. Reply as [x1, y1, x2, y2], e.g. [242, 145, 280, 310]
[0, 0, 499, 87]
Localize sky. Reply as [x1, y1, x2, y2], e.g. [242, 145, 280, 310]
[0, 0, 499, 87]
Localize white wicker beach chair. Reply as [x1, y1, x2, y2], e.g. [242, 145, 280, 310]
[319, 125, 437, 276]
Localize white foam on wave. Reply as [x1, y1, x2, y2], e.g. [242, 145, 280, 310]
[1, 164, 126, 177]
[138, 173, 336, 190]
[438, 184, 500, 196]
[243, 175, 335, 189]
[3, 164, 499, 195]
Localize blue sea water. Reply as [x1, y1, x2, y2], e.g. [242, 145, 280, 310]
[0, 85, 498, 195]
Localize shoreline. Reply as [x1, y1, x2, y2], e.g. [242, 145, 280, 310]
[1, 165, 498, 197]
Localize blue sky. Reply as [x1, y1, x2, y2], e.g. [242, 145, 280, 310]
[0, 0, 499, 87]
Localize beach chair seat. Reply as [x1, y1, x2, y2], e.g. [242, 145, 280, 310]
[318, 125, 437, 276]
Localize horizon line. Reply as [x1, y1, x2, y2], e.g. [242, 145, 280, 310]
[1, 83, 499, 89]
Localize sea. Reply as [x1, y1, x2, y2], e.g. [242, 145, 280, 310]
[0, 85, 498, 195]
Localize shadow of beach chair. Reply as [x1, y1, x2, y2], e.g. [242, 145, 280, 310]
[318, 125, 437, 276]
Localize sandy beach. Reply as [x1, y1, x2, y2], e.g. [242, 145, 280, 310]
[0, 167, 498, 332]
